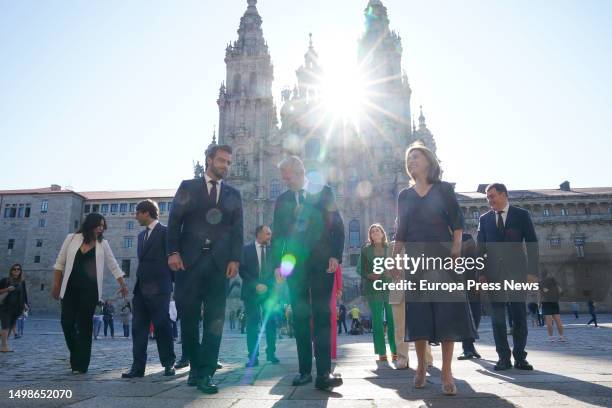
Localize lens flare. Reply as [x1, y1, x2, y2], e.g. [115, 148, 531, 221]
[280, 253, 297, 277]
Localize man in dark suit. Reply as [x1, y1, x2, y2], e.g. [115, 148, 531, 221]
[477, 183, 539, 371]
[240, 225, 279, 367]
[167, 144, 243, 394]
[122, 199, 176, 378]
[271, 156, 344, 391]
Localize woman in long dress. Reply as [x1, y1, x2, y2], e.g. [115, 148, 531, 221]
[392, 143, 476, 395]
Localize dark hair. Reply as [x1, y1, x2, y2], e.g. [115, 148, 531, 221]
[255, 225, 269, 237]
[78, 213, 107, 244]
[136, 199, 159, 219]
[9, 263, 23, 282]
[486, 183, 508, 195]
[205, 144, 232, 169]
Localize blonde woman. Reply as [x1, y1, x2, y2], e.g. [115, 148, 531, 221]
[357, 224, 396, 362]
[52, 213, 128, 373]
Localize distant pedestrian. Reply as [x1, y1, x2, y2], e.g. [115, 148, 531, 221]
[1, 263, 29, 352]
[103, 300, 115, 338]
[15, 308, 28, 339]
[540, 274, 565, 342]
[119, 302, 132, 338]
[229, 309, 236, 330]
[337, 304, 347, 335]
[587, 300, 598, 327]
[93, 302, 103, 340]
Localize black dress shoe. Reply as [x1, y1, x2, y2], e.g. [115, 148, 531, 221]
[494, 359, 512, 371]
[121, 369, 144, 378]
[315, 372, 343, 391]
[458, 351, 475, 360]
[267, 355, 280, 364]
[473, 350, 481, 359]
[187, 370, 199, 386]
[245, 359, 259, 367]
[174, 359, 189, 369]
[163, 366, 175, 376]
[514, 360, 534, 370]
[197, 375, 218, 394]
[292, 373, 313, 386]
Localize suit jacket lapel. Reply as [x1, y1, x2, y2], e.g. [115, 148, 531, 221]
[218, 182, 227, 206]
[141, 223, 160, 258]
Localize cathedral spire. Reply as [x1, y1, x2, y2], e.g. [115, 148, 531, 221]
[295, 33, 321, 100]
[230, 0, 267, 57]
[419, 105, 426, 128]
[363, 0, 390, 36]
[303, 33, 319, 69]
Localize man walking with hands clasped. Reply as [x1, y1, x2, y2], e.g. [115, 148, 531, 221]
[271, 156, 345, 391]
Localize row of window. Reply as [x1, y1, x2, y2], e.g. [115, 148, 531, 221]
[7, 238, 45, 250]
[549, 236, 586, 248]
[4, 200, 49, 218]
[84, 202, 173, 215]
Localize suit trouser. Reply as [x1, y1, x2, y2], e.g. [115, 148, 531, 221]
[462, 300, 482, 353]
[175, 253, 226, 377]
[369, 300, 397, 356]
[131, 289, 176, 371]
[61, 282, 98, 372]
[391, 302, 433, 365]
[491, 301, 527, 362]
[287, 267, 334, 376]
[245, 295, 277, 360]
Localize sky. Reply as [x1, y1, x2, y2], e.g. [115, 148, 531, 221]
[1, 0, 611, 193]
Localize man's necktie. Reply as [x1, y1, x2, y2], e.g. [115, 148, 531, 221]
[496, 211, 505, 235]
[209, 180, 218, 205]
[260, 245, 267, 277]
[298, 189, 305, 205]
[144, 227, 150, 242]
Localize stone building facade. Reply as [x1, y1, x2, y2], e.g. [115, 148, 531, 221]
[216, 0, 437, 269]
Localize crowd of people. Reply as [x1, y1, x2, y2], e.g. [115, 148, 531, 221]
[4, 142, 592, 396]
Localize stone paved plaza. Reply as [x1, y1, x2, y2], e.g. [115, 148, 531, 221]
[0, 313, 611, 407]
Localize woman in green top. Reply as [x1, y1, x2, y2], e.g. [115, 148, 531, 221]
[357, 224, 397, 361]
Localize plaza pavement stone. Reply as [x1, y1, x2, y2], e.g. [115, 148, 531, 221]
[0, 314, 611, 407]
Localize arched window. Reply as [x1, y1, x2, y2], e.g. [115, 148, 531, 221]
[269, 180, 281, 200]
[233, 149, 248, 178]
[349, 219, 361, 248]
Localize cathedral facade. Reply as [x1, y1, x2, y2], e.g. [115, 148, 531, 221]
[215, 0, 435, 269]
